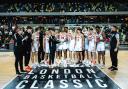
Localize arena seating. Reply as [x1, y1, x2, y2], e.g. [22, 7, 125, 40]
[0, 3, 128, 12]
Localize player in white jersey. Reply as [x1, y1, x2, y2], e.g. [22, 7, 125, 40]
[58, 29, 68, 60]
[68, 30, 75, 62]
[74, 28, 84, 64]
[88, 28, 96, 66]
[63, 27, 68, 60]
[95, 26, 106, 68]
[54, 30, 62, 66]
[82, 28, 89, 62]
[43, 31, 50, 64]
[31, 28, 40, 64]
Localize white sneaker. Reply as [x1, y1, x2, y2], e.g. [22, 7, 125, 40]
[41, 60, 45, 64]
[101, 64, 105, 69]
[91, 62, 94, 67]
[38, 64, 41, 67]
[32, 64, 37, 69]
[82, 60, 86, 64]
[96, 64, 101, 68]
[64, 60, 67, 67]
[88, 61, 91, 65]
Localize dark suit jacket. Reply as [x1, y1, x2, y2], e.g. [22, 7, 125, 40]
[49, 35, 60, 51]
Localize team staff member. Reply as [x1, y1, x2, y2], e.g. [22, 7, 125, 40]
[23, 26, 33, 72]
[38, 27, 45, 63]
[13, 27, 25, 75]
[108, 25, 120, 71]
[49, 28, 60, 67]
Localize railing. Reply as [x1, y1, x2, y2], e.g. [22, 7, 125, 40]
[18, 23, 122, 27]
[0, 12, 128, 16]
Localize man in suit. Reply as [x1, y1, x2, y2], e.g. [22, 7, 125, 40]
[23, 26, 33, 71]
[38, 27, 45, 63]
[13, 27, 25, 75]
[48, 28, 60, 67]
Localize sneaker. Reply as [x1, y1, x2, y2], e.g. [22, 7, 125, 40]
[76, 61, 80, 64]
[16, 71, 21, 75]
[37, 64, 41, 67]
[21, 70, 26, 73]
[101, 64, 105, 69]
[108, 66, 113, 70]
[49, 65, 54, 68]
[88, 61, 91, 65]
[40, 60, 45, 64]
[96, 64, 101, 68]
[25, 66, 32, 72]
[111, 67, 118, 71]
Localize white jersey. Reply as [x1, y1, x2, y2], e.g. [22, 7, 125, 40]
[84, 32, 89, 50]
[32, 33, 39, 52]
[58, 33, 68, 50]
[44, 36, 50, 53]
[75, 34, 83, 51]
[88, 34, 96, 52]
[55, 33, 60, 51]
[68, 34, 75, 51]
[96, 32, 105, 52]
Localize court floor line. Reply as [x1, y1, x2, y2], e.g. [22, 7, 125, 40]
[97, 66, 122, 89]
[1, 75, 17, 89]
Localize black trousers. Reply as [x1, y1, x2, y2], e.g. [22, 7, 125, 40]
[14, 49, 23, 73]
[49, 49, 56, 65]
[24, 50, 31, 66]
[38, 47, 45, 63]
[110, 49, 118, 67]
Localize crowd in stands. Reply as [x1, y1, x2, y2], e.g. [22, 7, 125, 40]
[0, 2, 128, 12]
[0, 16, 126, 25]
[0, 23, 128, 50]
[0, 25, 13, 49]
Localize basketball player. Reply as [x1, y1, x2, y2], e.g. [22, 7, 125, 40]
[74, 28, 84, 64]
[58, 29, 68, 61]
[57, 31, 63, 60]
[82, 28, 89, 63]
[31, 28, 40, 66]
[63, 27, 68, 60]
[55, 30, 62, 65]
[68, 29, 75, 63]
[96, 26, 106, 68]
[55, 30, 60, 59]
[43, 31, 50, 64]
[88, 28, 96, 66]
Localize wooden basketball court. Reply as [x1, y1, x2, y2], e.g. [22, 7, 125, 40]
[0, 50, 128, 89]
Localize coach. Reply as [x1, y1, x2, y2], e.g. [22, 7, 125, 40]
[38, 26, 45, 63]
[13, 27, 24, 74]
[49, 28, 60, 67]
[23, 26, 33, 71]
[108, 25, 120, 71]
